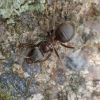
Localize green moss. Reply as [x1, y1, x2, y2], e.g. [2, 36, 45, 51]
[0, 89, 21, 100]
[7, 84, 12, 92]
[0, 82, 21, 100]
[0, 89, 13, 100]
[0, 0, 45, 19]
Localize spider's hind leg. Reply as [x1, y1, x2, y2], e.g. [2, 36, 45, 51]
[52, 2, 57, 30]
[60, 42, 74, 49]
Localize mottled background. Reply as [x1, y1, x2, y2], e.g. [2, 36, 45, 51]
[0, 0, 100, 100]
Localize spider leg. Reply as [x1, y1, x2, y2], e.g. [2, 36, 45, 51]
[45, 2, 50, 32]
[47, 31, 51, 37]
[52, 2, 56, 30]
[47, 2, 56, 37]
[13, 54, 30, 59]
[0, 54, 30, 61]
[45, 2, 56, 37]
[53, 47, 68, 80]
[59, 42, 74, 49]
[41, 49, 53, 64]
[15, 43, 34, 49]
[14, 54, 34, 64]
[53, 47, 60, 59]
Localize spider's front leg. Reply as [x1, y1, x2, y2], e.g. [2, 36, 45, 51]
[52, 2, 56, 30]
[53, 47, 68, 80]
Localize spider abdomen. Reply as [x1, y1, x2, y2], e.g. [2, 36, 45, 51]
[55, 22, 75, 43]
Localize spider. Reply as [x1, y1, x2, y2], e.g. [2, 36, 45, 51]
[25, 22, 75, 64]
[25, 2, 75, 64]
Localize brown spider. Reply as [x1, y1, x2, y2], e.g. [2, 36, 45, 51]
[25, 22, 75, 64]
[25, 2, 75, 64]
